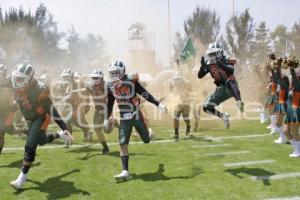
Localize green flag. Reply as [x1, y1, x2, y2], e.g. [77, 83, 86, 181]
[179, 37, 195, 63]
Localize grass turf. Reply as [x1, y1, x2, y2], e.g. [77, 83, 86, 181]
[1, 119, 300, 200]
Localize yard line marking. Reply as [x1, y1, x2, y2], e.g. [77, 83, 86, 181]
[192, 144, 231, 148]
[224, 160, 275, 167]
[264, 197, 300, 200]
[251, 172, 300, 181]
[210, 133, 270, 140]
[2, 139, 175, 152]
[205, 151, 250, 156]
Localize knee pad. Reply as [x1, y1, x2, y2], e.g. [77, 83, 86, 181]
[24, 146, 37, 163]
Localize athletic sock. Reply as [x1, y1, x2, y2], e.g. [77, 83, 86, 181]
[21, 164, 31, 174]
[121, 156, 129, 171]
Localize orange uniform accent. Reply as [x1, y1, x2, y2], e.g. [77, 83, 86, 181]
[271, 82, 277, 95]
[278, 89, 287, 103]
[41, 114, 51, 131]
[5, 112, 15, 126]
[292, 91, 300, 108]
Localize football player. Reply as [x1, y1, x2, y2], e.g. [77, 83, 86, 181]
[198, 42, 244, 129]
[60, 69, 92, 141]
[0, 64, 17, 154]
[104, 61, 167, 181]
[168, 73, 192, 139]
[9, 63, 73, 190]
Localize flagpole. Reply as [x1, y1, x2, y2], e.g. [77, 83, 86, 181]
[168, 0, 171, 65]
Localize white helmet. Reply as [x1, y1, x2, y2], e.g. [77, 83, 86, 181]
[108, 61, 126, 82]
[61, 68, 74, 81]
[11, 63, 34, 88]
[74, 71, 82, 80]
[90, 69, 104, 85]
[206, 42, 223, 64]
[39, 74, 49, 84]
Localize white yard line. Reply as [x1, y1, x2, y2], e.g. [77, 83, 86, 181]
[192, 144, 231, 148]
[251, 172, 300, 181]
[211, 133, 270, 140]
[2, 139, 175, 152]
[224, 160, 275, 167]
[264, 197, 300, 200]
[205, 151, 250, 156]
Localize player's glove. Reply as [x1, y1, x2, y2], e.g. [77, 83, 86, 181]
[158, 103, 168, 113]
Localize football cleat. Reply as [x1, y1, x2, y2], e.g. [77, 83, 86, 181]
[59, 130, 73, 147]
[10, 172, 27, 190]
[149, 128, 155, 140]
[114, 170, 130, 180]
[222, 113, 230, 129]
[102, 145, 110, 155]
[274, 137, 287, 144]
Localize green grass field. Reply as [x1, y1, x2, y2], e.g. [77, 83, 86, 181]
[1, 118, 300, 200]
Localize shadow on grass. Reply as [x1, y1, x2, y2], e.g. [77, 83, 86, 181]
[14, 169, 90, 199]
[118, 163, 202, 183]
[224, 167, 275, 186]
[0, 159, 41, 169]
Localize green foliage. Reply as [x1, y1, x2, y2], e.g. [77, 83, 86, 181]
[290, 21, 300, 56]
[184, 6, 220, 45]
[250, 22, 271, 63]
[226, 8, 254, 65]
[271, 24, 291, 56]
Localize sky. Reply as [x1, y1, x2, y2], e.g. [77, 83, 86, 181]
[1, 0, 300, 65]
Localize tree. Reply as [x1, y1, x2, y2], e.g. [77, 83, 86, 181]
[184, 6, 220, 45]
[271, 24, 291, 56]
[226, 8, 255, 64]
[290, 21, 300, 56]
[251, 22, 271, 63]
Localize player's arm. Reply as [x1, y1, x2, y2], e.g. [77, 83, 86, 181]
[290, 67, 300, 90]
[198, 57, 209, 79]
[135, 81, 159, 106]
[217, 60, 234, 75]
[39, 88, 68, 131]
[106, 86, 115, 119]
[276, 67, 289, 89]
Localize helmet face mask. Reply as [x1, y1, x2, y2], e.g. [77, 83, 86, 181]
[108, 61, 125, 82]
[90, 69, 104, 86]
[11, 63, 34, 89]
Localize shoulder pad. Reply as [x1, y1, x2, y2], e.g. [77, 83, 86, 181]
[128, 72, 139, 82]
[228, 57, 237, 65]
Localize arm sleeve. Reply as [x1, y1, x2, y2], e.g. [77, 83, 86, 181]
[135, 81, 160, 106]
[218, 61, 234, 75]
[276, 67, 289, 90]
[290, 67, 300, 90]
[198, 56, 209, 79]
[106, 87, 115, 119]
[42, 96, 68, 131]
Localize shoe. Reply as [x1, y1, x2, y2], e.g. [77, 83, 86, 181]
[114, 170, 130, 180]
[173, 133, 179, 139]
[267, 124, 272, 129]
[289, 152, 300, 157]
[10, 172, 27, 190]
[222, 113, 230, 129]
[59, 130, 73, 147]
[270, 128, 277, 135]
[186, 125, 191, 136]
[102, 145, 110, 155]
[237, 101, 244, 113]
[274, 137, 287, 144]
[149, 128, 155, 140]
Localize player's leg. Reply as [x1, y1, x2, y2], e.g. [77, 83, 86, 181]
[274, 113, 287, 144]
[226, 78, 244, 112]
[0, 132, 4, 154]
[203, 86, 232, 129]
[182, 104, 191, 135]
[114, 119, 133, 180]
[173, 105, 181, 139]
[289, 124, 300, 157]
[93, 110, 109, 154]
[134, 111, 151, 144]
[193, 104, 201, 132]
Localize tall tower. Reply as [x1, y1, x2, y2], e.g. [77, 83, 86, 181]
[128, 22, 156, 75]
